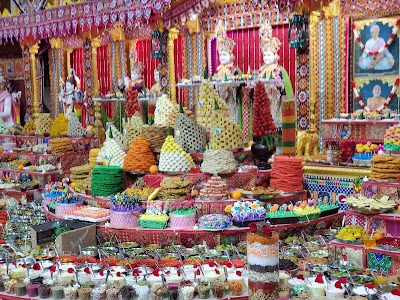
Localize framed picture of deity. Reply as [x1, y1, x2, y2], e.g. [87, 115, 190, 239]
[352, 76, 399, 112]
[353, 17, 400, 77]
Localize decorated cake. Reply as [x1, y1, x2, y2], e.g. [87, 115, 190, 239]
[270, 156, 303, 192]
[201, 149, 236, 174]
[227, 201, 266, 225]
[65, 206, 110, 222]
[68, 112, 87, 137]
[167, 200, 196, 229]
[50, 138, 74, 154]
[50, 114, 69, 136]
[35, 114, 53, 135]
[197, 82, 229, 128]
[159, 177, 193, 199]
[197, 214, 231, 230]
[384, 124, 400, 151]
[199, 175, 228, 200]
[209, 100, 244, 149]
[123, 137, 155, 173]
[123, 115, 143, 149]
[109, 192, 143, 228]
[96, 134, 126, 167]
[139, 200, 169, 229]
[55, 193, 83, 217]
[158, 134, 194, 173]
[91, 166, 124, 197]
[370, 154, 400, 181]
[174, 103, 207, 153]
[140, 124, 169, 151]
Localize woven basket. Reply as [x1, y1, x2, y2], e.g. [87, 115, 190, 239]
[139, 218, 169, 229]
[110, 211, 139, 228]
[170, 213, 196, 229]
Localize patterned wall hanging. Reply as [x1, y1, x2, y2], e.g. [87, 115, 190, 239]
[22, 47, 32, 123]
[83, 39, 94, 126]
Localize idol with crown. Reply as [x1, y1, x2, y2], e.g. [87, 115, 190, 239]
[259, 20, 294, 130]
[125, 43, 144, 94]
[59, 68, 84, 121]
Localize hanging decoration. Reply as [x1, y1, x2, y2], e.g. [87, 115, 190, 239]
[151, 30, 164, 59]
[351, 78, 400, 112]
[288, 13, 308, 49]
[352, 20, 400, 56]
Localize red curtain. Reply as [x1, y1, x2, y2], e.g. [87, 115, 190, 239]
[136, 39, 159, 90]
[97, 44, 111, 96]
[210, 24, 296, 88]
[70, 48, 85, 91]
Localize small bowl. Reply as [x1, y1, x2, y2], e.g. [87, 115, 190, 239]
[351, 275, 374, 286]
[330, 260, 358, 271]
[161, 253, 180, 260]
[181, 248, 198, 257]
[203, 250, 223, 258]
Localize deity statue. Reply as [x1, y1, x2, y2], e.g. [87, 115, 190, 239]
[214, 20, 237, 78]
[59, 69, 84, 120]
[358, 24, 395, 71]
[0, 69, 17, 126]
[125, 43, 144, 94]
[149, 69, 162, 97]
[258, 20, 294, 129]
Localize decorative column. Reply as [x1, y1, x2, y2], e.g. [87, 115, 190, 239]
[83, 39, 94, 127]
[110, 24, 126, 91]
[29, 43, 40, 120]
[21, 46, 32, 122]
[49, 38, 64, 118]
[65, 47, 73, 74]
[91, 38, 101, 97]
[167, 28, 179, 103]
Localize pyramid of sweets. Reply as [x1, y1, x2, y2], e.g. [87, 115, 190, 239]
[68, 112, 87, 137]
[270, 155, 303, 192]
[50, 137, 74, 154]
[89, 148, 100, 167]
[159, 177, 193, 199]
[51, 114, 69, 136]
[108, 124, 124, 149]
[22, 120, 36, 135]
[35, 114, 53, 135]
[96, 131, 126, 167]
[209, 101, 244, 149]
[199, 175, 228, 200]
[123, 115, 144, 149]
[174, 103, 207, 153]
[154, 94, 192, 127]
[159, 134, 194, 173]
[140, 124, 169, 151]
[201, 149, 237, 174]
[384, 123, 400, 151]
[70, 164, 92, 182]
[197, 82, 229, 128]
[123, 137, 155, 172]
[370, 154, 400, 181]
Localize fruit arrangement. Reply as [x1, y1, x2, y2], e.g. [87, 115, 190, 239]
[336, 225, 368, 241]
[252, 81, 276, 138]
[125, 89, 139, 118]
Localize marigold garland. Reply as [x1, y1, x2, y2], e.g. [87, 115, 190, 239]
[352, 19, 400, 56]
[351, 77, 400, 112]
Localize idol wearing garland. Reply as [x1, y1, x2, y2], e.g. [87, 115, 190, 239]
[259, 20, 294, 129]
[59, 69, 84, 121]
[0, 69, 17, 126]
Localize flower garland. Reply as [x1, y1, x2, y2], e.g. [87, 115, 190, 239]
[351, 77, 400, 112]
[352, 19, 400, 56]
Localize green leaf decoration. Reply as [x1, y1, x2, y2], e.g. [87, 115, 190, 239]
[204, 68, 208, 80]
[213, 172, 218, 177]
[269, 72, 273, 80]
[179, 102, 184, 113]
[109, 127, 113, 139]
[167, 126, 172, 136]
[214, 99, 220, 110]
[224, 73, 229, 81]
[263, 72, 267, 79]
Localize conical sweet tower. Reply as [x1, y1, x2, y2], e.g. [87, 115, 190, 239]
[197, 82, 229, 128]
[209, 100, 244, 149]
[154, 93, 192, 127]
[174, 103, 207, 153]
[68, 110, 86, 137]
[123, 137, 155, 172]
[252, 81, 276, 138]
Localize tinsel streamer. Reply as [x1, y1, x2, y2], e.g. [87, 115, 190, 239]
[333, 17, 341, 117]
[83, 39, 94, 126]
[115, 42, 122, 87]
[242, 86, 251, 142]
[22, 47, 32, 122]
[340, 17, 347, 113]
[49, 48, 56, 118]
[317, 19, 326, 152]
[325, 17, 334, 119]
[111, 42, 118, 92]
[120, 40, 126, 79]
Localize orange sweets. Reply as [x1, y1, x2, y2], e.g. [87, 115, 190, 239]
[123, 137, 156, 173]
[270, 155, 303, 192]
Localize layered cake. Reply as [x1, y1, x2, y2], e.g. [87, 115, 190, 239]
[197, 82, 229, 128]
[199, 175, 228, 200]
[201, 149, 236, 174]
[209, 100, 244, 149]
[123, 137, 155, 173]
[68, 112, 87, 137]
[197, 214, 231, 230]
[96, 137, 126, 167]
[90, 166, 124, 196]
[159, 135, 194, 173]
[89, 148, 100, 167]
[270, 156, 303, 192]
[229, 201, 266, 225]
[139, 200, 169, 229]
[50, 138, 74, 154]
[247, 230, 279, 300]
[159, 177, 193, 199]
[168, 200, 196, 229]
[50, 114, 69, 136]
[370, 154, 400, 181]
[384, 124, 400, 151]
[174, 103, 207, 153]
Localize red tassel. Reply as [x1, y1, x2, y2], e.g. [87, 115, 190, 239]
[395, 78, 400, 86]
[352, 24, 356, 30]
[389, 93, 394, 98]
[356, 37, 361, 43]
[351, 81, 356, 88]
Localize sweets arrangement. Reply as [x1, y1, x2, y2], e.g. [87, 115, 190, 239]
[110, 192, 143, 228]
[159, 177, 193, 199]
[167, 200, 196, 229]
[158, 135, 194, 173]
[252, 81, 276, 137]
[125, 89, 139, 118]
[227, 200, 266, 223]
[123, 116, 143, 149]
[68, 112, 87, 137]
[201, 149, 236, 174]
[385, 123, 400, 151]
[139, 200, 169, 228]
[123, 137, 155, 173]
[109, 125, 124, 149]
[199, 175, 228, 200]
[140, 124, 169, 151]
[35, 114, 53, 135]
[50, 137, 74, 154]
[197, 214, 231, 230]
[270, 155, 303, 192]
[91, 166, 124, 196]
[22, 120, 36, 134]
[51, 114, 69, 136]
[96, 137, 126, 167]
[197, 82, 229, 128]
[370, 154, 400, 181]
[65, 205, 110, 222]
[70, 164, 92, 182]
[88, 148, 100, 168]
